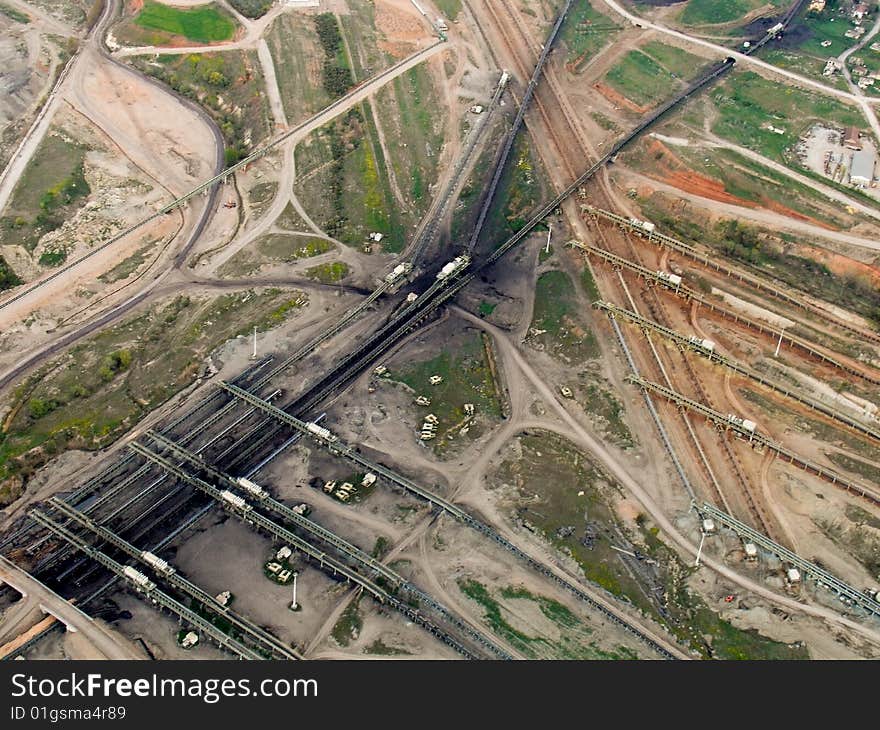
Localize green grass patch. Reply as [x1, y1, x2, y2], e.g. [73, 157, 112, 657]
[434, 0, 461, 20]
[481, 131, 545, 248]
[133, 1, 235, 43]
[0, 132, 90, 253]
[363, 638, 410, 655]
[98, 243, 154, 284]
[709, 70, 864, 162]
[266, 13, 331, 126]
[680, 0, 753, 25]
[0, 255, 21, 290]
[0, 2, 29, 23]
[530, 270, 598, 363]
[305, 261, 348, 283]
[227, 0, 271, 19]
[640, 40, 705, 80]
[605, 49, 683, 107]
[560, 0, 620, 67]
[389, 332, 502, 453]
[294, 105, 404, 252]
[331, 599, 362, 647]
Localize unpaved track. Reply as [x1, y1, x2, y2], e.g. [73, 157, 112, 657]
[456, 308, 880, 649]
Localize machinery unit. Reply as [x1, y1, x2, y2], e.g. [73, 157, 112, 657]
[306, 422, 335, 441]
[767, 22, 784, 36]
[436, 255, 470, 280]
[384, 263, 411, 284]
[141, 551, 174, 575]
[701, 518, 716, 534]
[220, 490, 248, 511]
[744, 542, 758, 560]
[499, 70, 510, 88]
[291, 503, 310, 516]
[215, 590, 232, 606]
[276, 546, 292, 561]
[237, 477, 268, 500]
[122, 566, 155, 590]
[687, 335, 716, 354]
[787, 568, 802, 584]
[323, 480, 337, 494]
[361, 473, 377, 487]
[181, 631, 199, 648]
[628, 218, 655, 234]
[656, 270, 682, 288]
[726, 414, 757, 434]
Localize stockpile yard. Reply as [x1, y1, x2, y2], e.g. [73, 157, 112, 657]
[1, 0, 880, 667]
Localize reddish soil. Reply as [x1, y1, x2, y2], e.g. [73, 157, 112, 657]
[592, 81, 647, 114]
[644, 139, 840, 233]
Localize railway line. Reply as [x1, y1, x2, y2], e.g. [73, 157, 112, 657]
[0, 1, 818, 661]
[583, 206, 880, 346]
[220, 382, 684, 660]
[596, 301, 880, 444]
[629, 375, 880, 506]
[568, 239, 880, 386]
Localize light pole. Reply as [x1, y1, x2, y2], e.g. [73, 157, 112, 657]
[545, 224, 552, 255]
[289, 572, 299, 611]
[251, 326, 258, 360]
[774, 328, 785, 358]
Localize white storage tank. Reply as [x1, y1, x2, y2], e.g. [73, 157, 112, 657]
[702, 518, 716, 534]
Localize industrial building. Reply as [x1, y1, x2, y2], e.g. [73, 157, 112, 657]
[844, 126, 863, 150]
[850, 148, 875, 187]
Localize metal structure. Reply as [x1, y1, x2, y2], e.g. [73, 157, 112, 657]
[627, 375, 880, 505]
[699, 501, 880, 617]
[583, 205, 880, 345]
[30, 510, 265, 660]
[569, 240, 880, 386]
[595, 301, 880, 443]
[47, 498, 301, 660]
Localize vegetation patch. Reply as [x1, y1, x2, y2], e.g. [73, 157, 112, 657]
[314, 12, 353, 98]
[227, 0, 272, 19]
[709, 71, 863, 162]
[0, 132, 90, 254]
[266, 13, 331, 125]
[98, 243, 154, 284]
[0, 2, 29, 22]
[561, 0, 620, 67]
[0, 289, 306, 508]
[0, 255, 21, 290]
[305, 261, 348, 283]
[388, 332, 502, 453]
[132, 1, 236, 44]
[294, 105, 404, 251]
[529, 270, 598, 363]
[130, 51, 271, 165]
[458, 579, 635, 659]
[605, 49, 684, 107]
[481, 132, 545, 248]
[363, 638, 410, 655]
[331, 599, 362, 647]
